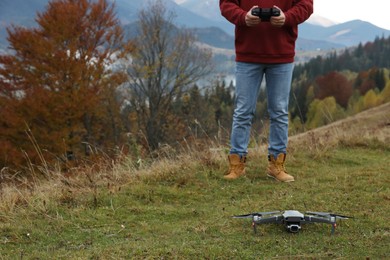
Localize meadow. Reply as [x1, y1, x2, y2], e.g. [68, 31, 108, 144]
[1, 103, 389, 259]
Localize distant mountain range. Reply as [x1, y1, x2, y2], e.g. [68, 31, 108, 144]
[1, 0, 390, 52]
[173, 0, 390, 50]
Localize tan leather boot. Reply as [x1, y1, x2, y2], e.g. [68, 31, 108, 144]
[266, 154, 294, 182]
[224, 154, 246, 180]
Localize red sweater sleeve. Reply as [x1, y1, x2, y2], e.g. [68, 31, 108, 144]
[219, 0, 247, 26]
[285, 0, 314, 27]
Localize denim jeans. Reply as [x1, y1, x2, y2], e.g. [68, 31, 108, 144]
[230, 61, 294, 158]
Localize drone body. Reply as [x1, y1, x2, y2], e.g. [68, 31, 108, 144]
[233, 210, 352, 234]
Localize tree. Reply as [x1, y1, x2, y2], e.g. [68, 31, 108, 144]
[290, 78, 312, 123]
[380, 80, 390, 102]
[354, 68, 386, 95]
[306, 97, 346, 129]
[0, 0, 125, 170]
[373, 68, 386, 91]
[363, 89, 382, 110]
[314, 71, 353, 108]
[122, 0, 212, 150]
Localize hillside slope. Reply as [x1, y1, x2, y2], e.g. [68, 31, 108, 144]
[289, 102, 390, 147]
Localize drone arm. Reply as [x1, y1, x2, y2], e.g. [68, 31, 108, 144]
[304, 216, 338, 234]
[306, 211, 352, 219]
[304, 215, 335, 224]
[251, 215, 283, 233]
[254, 215, 284, 224]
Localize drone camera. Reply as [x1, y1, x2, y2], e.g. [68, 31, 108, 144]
[286, 224, 301, 233]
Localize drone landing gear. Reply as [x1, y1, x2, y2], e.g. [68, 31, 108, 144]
[252, 222, 257, 234]
[331, 223, 337, 235]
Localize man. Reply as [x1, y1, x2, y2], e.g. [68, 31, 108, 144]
[220, 0, 313, 182]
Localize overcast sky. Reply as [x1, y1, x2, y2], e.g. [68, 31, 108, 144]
[314, 0, 390, 30]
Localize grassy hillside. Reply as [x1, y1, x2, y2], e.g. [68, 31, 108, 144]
[1, 103, 389, 259]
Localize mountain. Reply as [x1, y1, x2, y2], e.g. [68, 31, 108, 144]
[1, 0, 390, 51]
[173, 0, 390, 48]
[299, 20, 390, 47]
[306, 15, 337, 27]
[0, 0, 230, 49]
[188, 26, 344, 52]
[176, 0, 224, 22]
[189, 27, 235, 50]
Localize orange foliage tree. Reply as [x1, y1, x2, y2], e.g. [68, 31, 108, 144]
[314, 71, 353, 109]
[355, 68, 386, 95]
[0, 0, 126, 171]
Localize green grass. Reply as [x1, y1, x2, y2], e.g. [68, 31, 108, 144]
[1, 144, 389, 259]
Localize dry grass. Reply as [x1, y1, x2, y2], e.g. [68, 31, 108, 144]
[0, 141, 226, 217]
[1, 102, 389, 216]
[289, 102, 390, 147]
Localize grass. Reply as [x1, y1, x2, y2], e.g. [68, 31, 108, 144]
[1, 103, 390, 259]
[1, 143, 389, 259]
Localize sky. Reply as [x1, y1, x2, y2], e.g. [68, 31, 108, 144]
[313, 0, 390, 30]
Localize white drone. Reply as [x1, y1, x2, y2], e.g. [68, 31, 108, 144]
[233, 210, 352, 234]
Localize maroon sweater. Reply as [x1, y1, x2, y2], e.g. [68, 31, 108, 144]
[220, 0, 313, 63]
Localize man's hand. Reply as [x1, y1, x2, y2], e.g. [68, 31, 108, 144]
[270, 6, 285, 27]
[245, 6, 260, 27]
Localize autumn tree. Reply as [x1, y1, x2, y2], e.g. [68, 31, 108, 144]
[363, 89, 382, 110]
[306, 97, 346, 129]
[122, 0, 212, 150]
[314, 71, 353, 108]
[380, 80, 390, 102]
[0, 0, 125, 170]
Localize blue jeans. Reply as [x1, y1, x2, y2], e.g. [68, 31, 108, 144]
[230, 62, 294, 158]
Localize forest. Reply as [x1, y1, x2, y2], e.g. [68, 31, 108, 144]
[0, 0, 389, 174]
[290, 37, 390, 129]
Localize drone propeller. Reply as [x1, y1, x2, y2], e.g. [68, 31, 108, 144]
[232, 211, 281, 219]
[331, 213, 352, 219]
[306, 211, 352, 219]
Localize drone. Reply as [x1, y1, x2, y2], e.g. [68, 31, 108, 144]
[233, 210, 352, 234]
